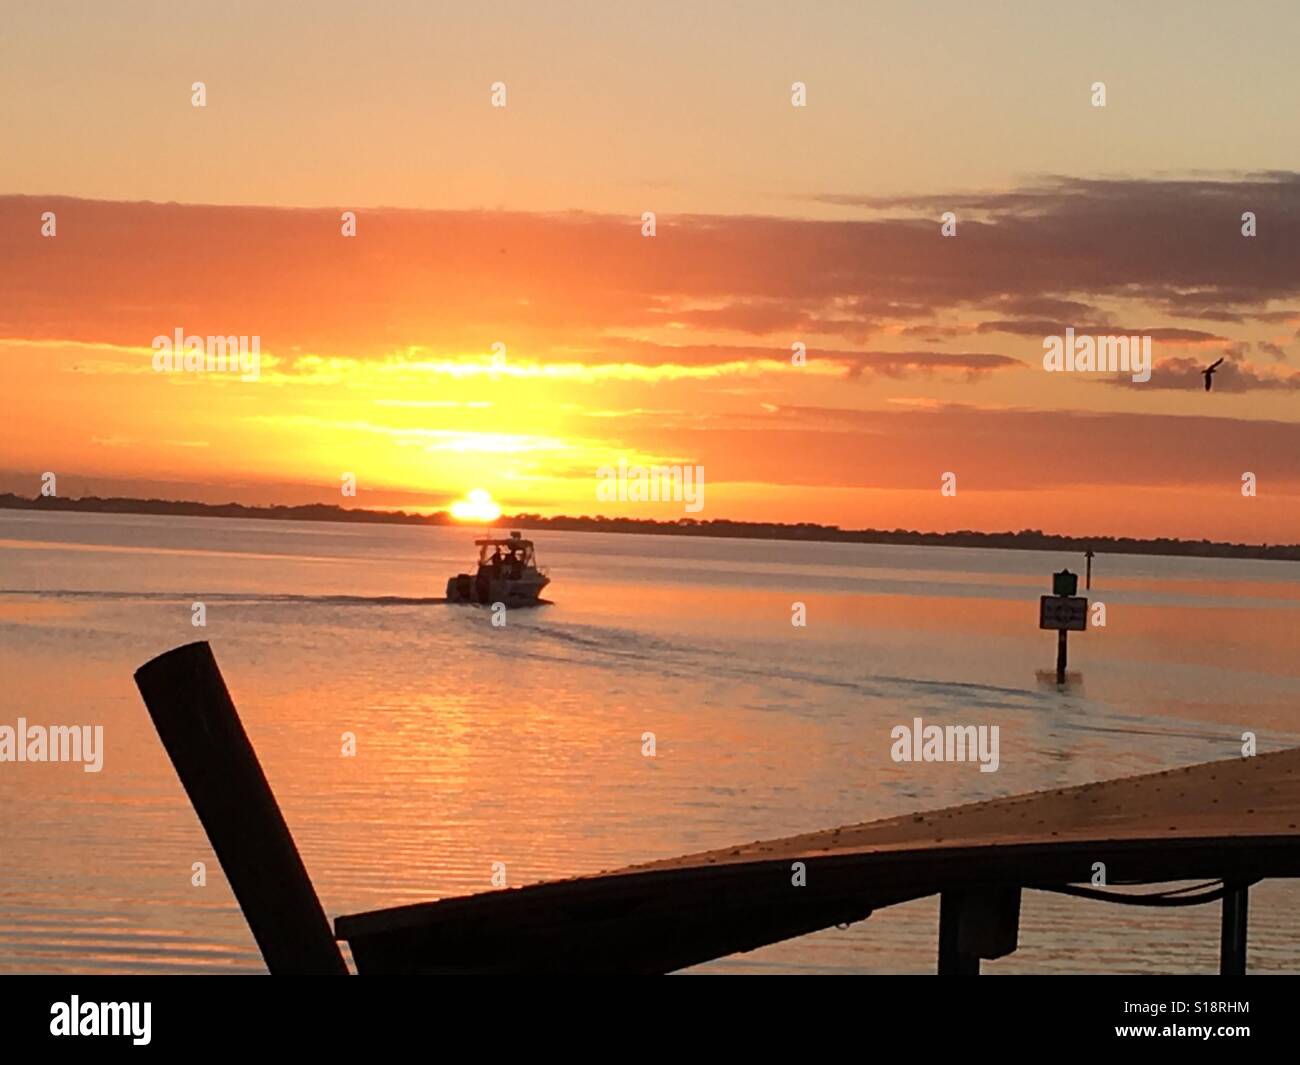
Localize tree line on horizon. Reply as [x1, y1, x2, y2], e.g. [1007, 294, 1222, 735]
[3, 491, 1297, 561]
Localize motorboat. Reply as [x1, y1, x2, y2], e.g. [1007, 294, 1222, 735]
[446, 531, 550, 605]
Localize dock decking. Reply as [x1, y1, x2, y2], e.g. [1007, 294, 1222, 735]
[336, 747, 1300, 973]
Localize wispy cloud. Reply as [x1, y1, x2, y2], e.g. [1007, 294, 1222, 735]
[6, 174, 1299, 367]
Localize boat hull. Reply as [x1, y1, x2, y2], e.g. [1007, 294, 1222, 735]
[446, 572, 550, 605]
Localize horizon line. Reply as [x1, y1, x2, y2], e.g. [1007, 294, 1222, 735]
[3, 491, 1298, 556]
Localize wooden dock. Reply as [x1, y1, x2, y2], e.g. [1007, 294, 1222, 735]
[136, 642, 1300, 975]
[337, 748, 1300, 973]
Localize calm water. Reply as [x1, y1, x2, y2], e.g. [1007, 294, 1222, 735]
[2, 510, 1299, 974]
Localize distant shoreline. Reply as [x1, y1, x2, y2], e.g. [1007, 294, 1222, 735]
[4, 492, 1298, 562]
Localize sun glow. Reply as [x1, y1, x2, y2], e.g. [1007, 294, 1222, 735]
[450, 488, 502, 522]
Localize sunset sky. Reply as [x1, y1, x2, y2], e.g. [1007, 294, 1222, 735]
[3, 1, 1300, 540]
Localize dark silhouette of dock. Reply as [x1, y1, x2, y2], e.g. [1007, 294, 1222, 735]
[136, 642, 1300, 975]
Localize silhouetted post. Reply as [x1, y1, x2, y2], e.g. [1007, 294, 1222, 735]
[1056, 630, 1068, 684]
[134, 641, 348, 975]
[1220, 883, 1249, 975]
[937, 892, 980, 975]
[937, 888, 1021, 974]
[1085, 549, 1094, 590]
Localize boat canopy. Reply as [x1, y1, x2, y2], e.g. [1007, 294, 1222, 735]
[474, 532, 536, 564]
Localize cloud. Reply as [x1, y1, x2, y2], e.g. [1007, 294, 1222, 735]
[665, 403, 1300, 491]
[898, 323, 977, 340]
[837, 350, 1021, 379]
[986, 296, 1104, 321]
[977, 321, 1228, 344]
[810, 173, 1300, 316]
[3, 173, 1299, 371]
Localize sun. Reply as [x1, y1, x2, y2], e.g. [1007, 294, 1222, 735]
[450, 488, 502, 522]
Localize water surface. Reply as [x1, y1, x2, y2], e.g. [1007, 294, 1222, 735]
[2, 510, 1299, 973]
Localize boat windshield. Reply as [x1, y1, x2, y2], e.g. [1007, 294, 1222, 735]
[477, 540, 535, 567]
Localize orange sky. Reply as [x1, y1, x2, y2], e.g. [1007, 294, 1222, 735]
[3, 5, 1300, 542]
[3, 188, 1299, 541]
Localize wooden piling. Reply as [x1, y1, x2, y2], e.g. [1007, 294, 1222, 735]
[134, 641, 348, 975]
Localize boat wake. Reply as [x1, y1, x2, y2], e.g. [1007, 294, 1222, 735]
[0, 589, 453, 607]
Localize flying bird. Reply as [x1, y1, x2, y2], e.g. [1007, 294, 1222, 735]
[1202, 357, 1225, 391]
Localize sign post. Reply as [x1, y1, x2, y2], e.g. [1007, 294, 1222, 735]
[1039, 570, 1086, 685]
[1085, 549, 1094, 590]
